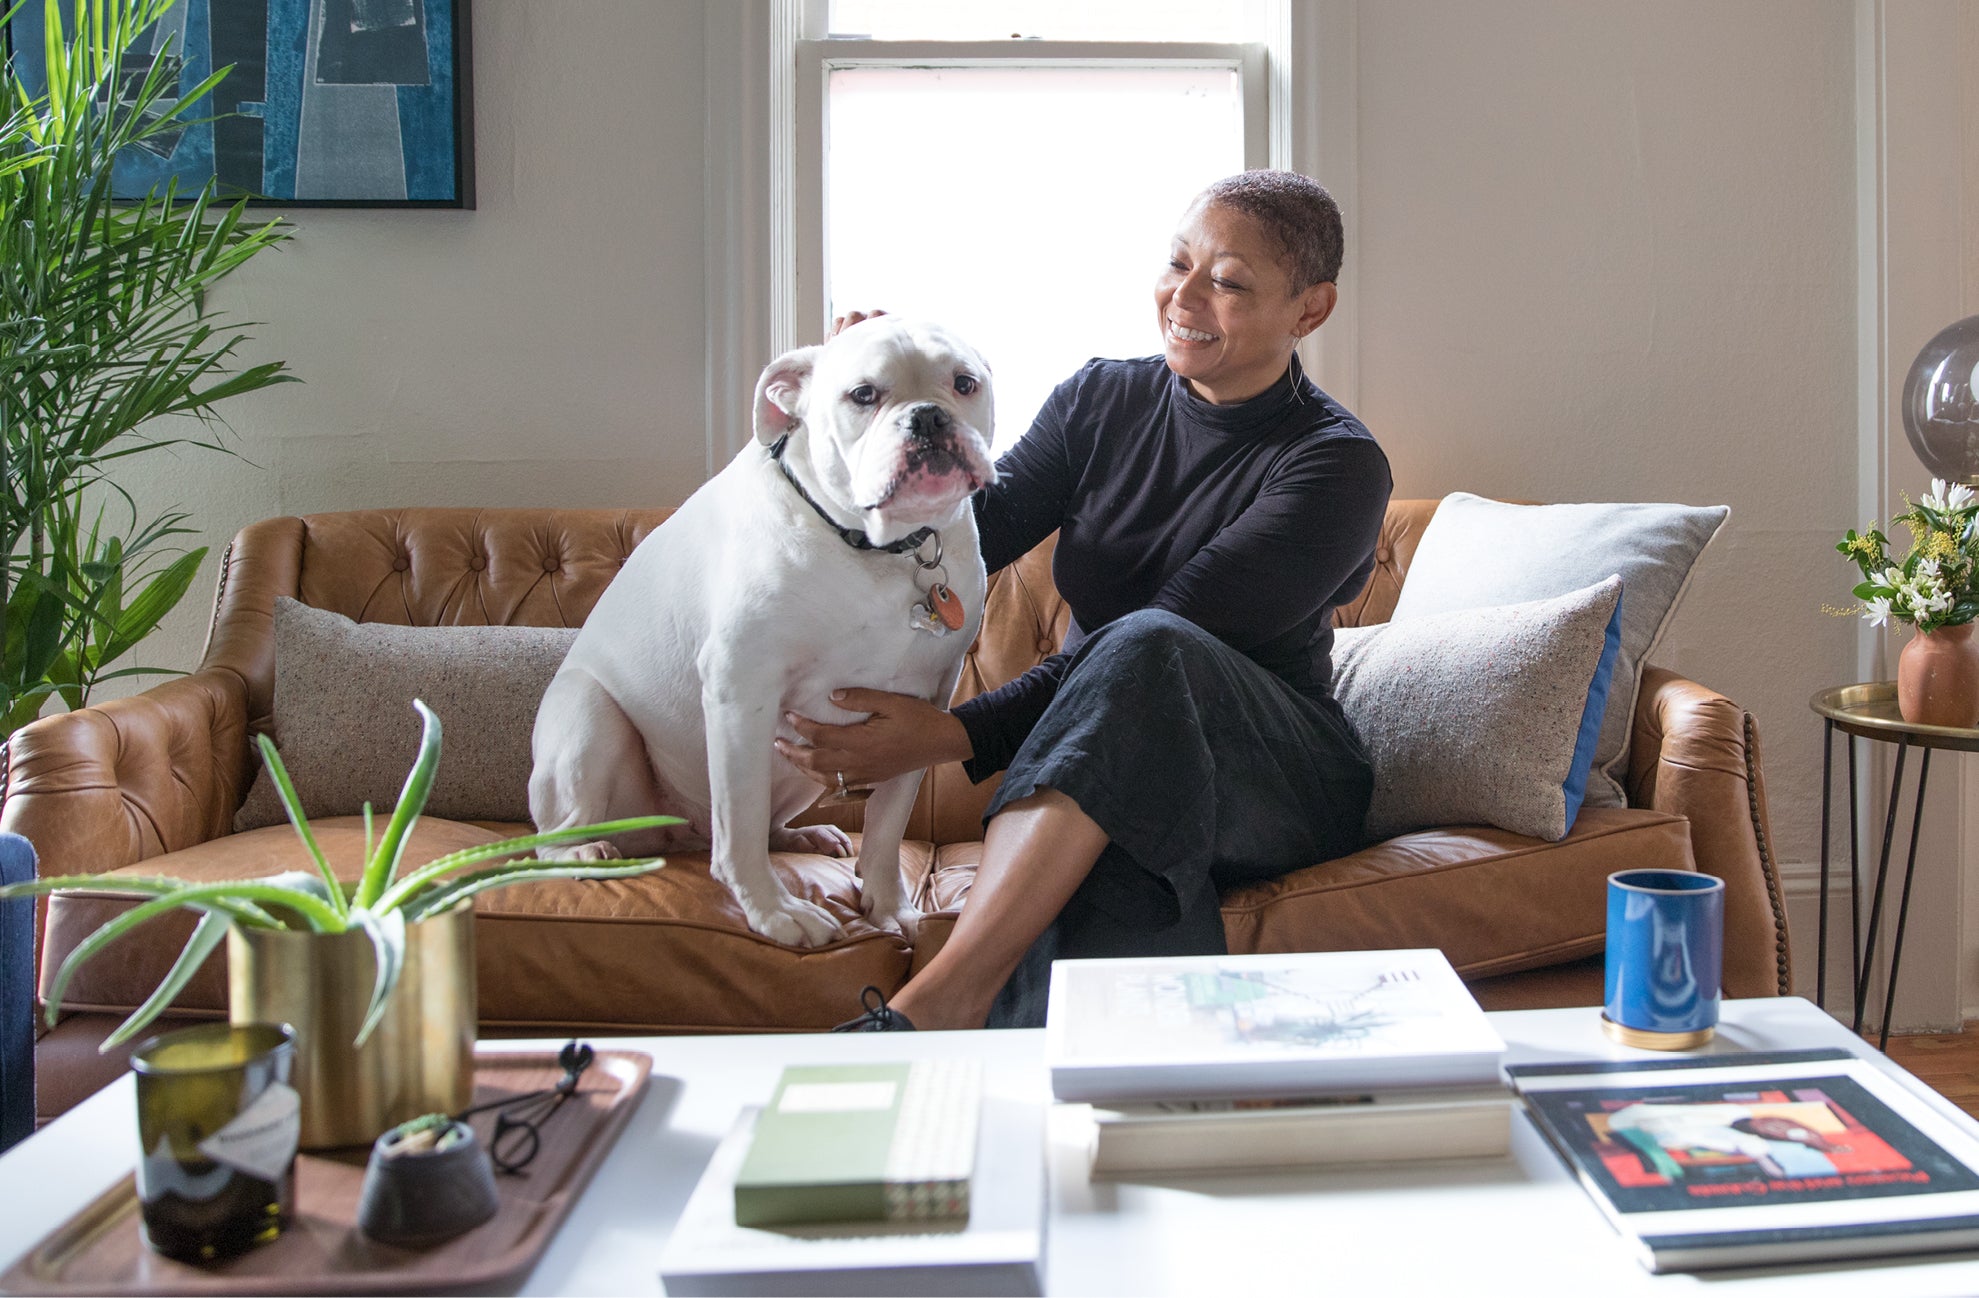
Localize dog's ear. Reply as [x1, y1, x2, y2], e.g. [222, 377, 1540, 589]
[753, 346, 821, 445]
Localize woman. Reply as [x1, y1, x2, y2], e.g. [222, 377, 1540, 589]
[775, 170, 1392, 1030]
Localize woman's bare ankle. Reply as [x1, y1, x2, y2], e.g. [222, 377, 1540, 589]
[886, 982, 992, 1031]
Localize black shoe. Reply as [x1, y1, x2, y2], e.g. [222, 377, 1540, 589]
[832, 985, 917, 1032]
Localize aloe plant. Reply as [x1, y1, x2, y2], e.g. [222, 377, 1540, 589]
[0, 699, 677, 1050]
[3, 0, 298, 737]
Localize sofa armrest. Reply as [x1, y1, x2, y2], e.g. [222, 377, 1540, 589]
[1, 832, 35, 1151]
[0, 666, 251, 881]
[1627, 666, 1790, 998]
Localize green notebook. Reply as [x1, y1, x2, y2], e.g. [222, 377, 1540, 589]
[732, 1060, 983, 1228]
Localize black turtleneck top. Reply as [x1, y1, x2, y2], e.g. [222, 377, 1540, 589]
[953, 355, 1392, 780]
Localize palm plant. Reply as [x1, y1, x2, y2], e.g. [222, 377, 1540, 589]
[2, 0, 296, 737]
[0, 699, 677, 1050]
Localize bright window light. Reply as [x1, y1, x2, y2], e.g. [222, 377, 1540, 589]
[826, 66, 1246, 451]
[829, 0, 1269, 42]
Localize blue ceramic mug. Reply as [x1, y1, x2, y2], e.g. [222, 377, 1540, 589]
[1604, 869, 1724, 1047]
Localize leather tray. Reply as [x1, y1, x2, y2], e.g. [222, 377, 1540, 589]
[0, 1047, 652, 1296]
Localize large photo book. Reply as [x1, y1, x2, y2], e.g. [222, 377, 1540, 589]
[1085, 1086, 1513, 1177]
[1044, 948, 1505, 1104]
[1509, 1048, 1979, 1273]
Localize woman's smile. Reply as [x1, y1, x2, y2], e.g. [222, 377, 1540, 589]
[1154, 199, 1335, 404]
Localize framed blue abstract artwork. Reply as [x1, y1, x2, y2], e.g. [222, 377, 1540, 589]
[8, 0, 474, 207]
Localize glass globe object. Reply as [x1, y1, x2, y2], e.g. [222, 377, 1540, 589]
[1903, 314, 1979, 482]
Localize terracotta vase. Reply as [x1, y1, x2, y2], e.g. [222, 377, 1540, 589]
[1896, 623, 1979, 729]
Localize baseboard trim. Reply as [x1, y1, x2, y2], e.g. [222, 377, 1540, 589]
[1780, 858, 1848, 898]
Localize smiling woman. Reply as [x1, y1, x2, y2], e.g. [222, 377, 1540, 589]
[791, 172, 1394, 1036]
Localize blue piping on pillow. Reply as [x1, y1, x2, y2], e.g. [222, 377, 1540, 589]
[1561, 587, 1626, 832]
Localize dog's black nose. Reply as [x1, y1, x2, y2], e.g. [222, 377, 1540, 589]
[905, 403, 952, 442]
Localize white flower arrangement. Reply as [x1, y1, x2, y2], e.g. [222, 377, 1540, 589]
[1838, 479, 1979, 632]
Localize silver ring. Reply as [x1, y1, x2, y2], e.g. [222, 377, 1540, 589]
[835, 771, 848, 797]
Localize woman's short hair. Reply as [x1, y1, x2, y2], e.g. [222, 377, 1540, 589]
[1198, 170, 1343, 291]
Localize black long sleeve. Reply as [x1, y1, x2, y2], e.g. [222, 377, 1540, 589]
[955, 355, 1390, 782]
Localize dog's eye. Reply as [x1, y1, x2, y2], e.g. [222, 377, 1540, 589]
[848, 384, 880, 407]
[954, 374, 979, 397]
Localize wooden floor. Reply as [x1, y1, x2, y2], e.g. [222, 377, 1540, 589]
[1885, 1022, 1979, 1118]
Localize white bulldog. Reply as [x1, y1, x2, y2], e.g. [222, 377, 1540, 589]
[529, 318, 996, 947]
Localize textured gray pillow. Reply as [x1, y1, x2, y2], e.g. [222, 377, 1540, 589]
[1334, 577, 1624, 843]
[1387, 493, 1727, 807]
[235, 598, 578, 830]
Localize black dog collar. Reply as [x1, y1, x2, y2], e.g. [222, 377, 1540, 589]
[768, 435, 935, 556]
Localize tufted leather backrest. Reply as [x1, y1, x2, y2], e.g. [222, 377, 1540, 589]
[203, 509, 669, 739]
[208, 501, 1438, 843]
[1332, 498, 1439, 628]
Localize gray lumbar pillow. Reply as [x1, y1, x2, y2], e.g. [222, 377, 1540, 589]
[1386, 493, 1727, 807]
[235, 598, 578, 830]
[1334, 576, 1624, 843]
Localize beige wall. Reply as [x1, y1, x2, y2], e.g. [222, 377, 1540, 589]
[1353, 0, 1858, 871]
[112, 2, 1924, 983]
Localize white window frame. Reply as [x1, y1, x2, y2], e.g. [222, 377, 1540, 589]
[794, 37, 1269, 348]
[701, 1, 1358, 467]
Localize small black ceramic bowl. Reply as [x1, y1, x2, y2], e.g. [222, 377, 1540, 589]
[356, 1118, 501, 1248]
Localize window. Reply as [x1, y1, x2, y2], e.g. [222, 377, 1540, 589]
[829, 0, 1269, 43]
[798, 3, 1270, 451]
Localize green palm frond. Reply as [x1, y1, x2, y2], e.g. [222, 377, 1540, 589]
[3, 0, 297, 736]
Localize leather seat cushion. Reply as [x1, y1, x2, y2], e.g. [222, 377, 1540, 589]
[42, 807, 1690, 1033]
[1221, 806, 1695, 978]
[895, 807, 1691, 985]
[41, 818, 921, 1034]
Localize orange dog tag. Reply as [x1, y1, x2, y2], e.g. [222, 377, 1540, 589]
[929, 582, 965, 631]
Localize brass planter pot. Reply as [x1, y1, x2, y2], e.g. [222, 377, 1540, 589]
[228, 905, 476, 1150]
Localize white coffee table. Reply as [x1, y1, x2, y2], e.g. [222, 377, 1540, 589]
[7, 998, 1979, 1296]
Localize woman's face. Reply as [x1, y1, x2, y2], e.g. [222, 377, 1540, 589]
[1155, 200, 1336, 405]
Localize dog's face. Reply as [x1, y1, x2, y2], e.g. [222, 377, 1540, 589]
[753, 319, 997, 546]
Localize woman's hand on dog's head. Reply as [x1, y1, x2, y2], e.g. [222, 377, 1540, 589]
[829, 309, 888, 339]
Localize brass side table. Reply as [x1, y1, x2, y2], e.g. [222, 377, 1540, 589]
[1810, 682, 1979, 1049]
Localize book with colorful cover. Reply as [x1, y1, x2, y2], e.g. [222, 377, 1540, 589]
[1044, 948, 1505, 1104]
[1509, 1048, 1979, 1272]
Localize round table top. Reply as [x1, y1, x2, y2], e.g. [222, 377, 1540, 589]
[1809, 682, 1979, 752]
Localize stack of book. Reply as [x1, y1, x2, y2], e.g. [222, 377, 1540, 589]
[657, 1060, 1044, 1296]
[1042, 948, 1515, 1177]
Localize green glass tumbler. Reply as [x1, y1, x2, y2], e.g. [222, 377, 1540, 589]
[131, 1022, 299, 1263]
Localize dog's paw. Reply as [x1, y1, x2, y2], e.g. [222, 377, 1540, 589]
[861, 898, 923, 942]
[746, 895, 843, 948]
[769, 824, 853, 857]
[536, 840, 622, 863]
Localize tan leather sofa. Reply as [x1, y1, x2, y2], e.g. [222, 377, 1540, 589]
[2, 501, 1789, 1123]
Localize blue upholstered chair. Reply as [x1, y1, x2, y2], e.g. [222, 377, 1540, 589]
[0, 831, 35, 1152]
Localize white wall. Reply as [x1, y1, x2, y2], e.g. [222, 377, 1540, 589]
[98, 0, 1972, 1016]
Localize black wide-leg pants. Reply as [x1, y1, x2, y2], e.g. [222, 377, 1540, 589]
[981, 608, 1374, 1029]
